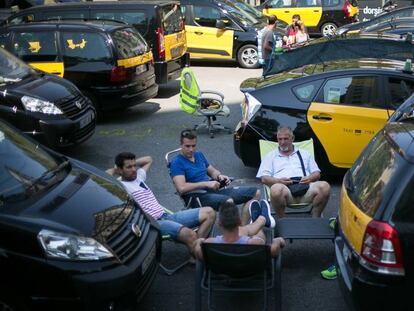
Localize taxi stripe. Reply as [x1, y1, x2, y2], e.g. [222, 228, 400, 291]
[117, 51, 153, 68]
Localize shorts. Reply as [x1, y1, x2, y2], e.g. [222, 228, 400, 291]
[184, 186, 257, 210]
[158, 208, 200, 239]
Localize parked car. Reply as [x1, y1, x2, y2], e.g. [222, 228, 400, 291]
[360, 17, 414, 36]
[0, 118, 161, 311]
[335, 109, 414, 310]
[2, 1, 190, 84]
[180, 0, 284, 68]
[234, 58, 414, 174]
[0, 46, 95, 148]
[337, 5, 414, 35]
[0, 20, 158, 112]
[258, 0, 359, 36]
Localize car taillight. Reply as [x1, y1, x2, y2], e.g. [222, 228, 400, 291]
[110, 66, 127, 82]
[360, 220, 405, 276]
[156, 27, 165, 60]
[343, 1, 354, 17]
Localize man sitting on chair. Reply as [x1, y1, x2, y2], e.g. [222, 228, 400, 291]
[170, 129, 262, 224]
[256, 125, 331, 218]
[106, 152, 216, 254]
[193, 200, 285, 260]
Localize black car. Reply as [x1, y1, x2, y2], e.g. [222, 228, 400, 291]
[360, 16, 414, 36]
[0, 20, 158, 113]
[234, 58, 414, 174]
[0, 46, 95, 148]
[0, 119, 161, 311]
[337, 4, 414, 35]
[3, 1, 190, 84]
[335, 110, 414, 310]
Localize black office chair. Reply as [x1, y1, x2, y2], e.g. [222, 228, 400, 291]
[195, 239, 281, 311]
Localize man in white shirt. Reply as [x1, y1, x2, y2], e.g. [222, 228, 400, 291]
[106, 152, 215, 254]
[256, 126, 330, 218]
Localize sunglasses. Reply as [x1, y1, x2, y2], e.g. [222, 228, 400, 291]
[181, 130, 196, 138]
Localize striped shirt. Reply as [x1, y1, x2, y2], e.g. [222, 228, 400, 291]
[121, 168, 164, 220]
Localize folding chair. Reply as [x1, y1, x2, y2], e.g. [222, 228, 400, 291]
[159, 207, 195, 276]
[259, 139, 314, 215]
[195, 242, 282, 311]
[165, 148, 204, 209]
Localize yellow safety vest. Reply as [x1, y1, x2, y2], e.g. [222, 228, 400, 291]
[179, 67, 200, 114]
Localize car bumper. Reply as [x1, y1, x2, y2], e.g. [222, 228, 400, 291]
[95, 76, 159, 111]
[155, 52, 190, 84]
[335, 234, 408, 311]
[23, 108, 96, 148]
[24, 230, 161, 311]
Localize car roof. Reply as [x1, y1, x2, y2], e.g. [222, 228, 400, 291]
[3, 19, 128, 31]
[12, 0, 179, 11]
[242, 58, 409, 92]
[265, 32, 414, 76]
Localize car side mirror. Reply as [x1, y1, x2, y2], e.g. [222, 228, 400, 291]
[216, 19, 226, 29]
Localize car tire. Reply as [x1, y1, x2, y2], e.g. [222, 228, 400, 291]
[321, 22, 337, 37]
[237, 44, 259, 69]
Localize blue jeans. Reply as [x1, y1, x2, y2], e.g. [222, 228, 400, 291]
[184, 186, 257, 211]
[158, 208, 200, 239]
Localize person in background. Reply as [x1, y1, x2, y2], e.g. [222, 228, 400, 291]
[258, 14, 278, 74]
[295, 20, 309, 44]
[283, 14, 301, 46]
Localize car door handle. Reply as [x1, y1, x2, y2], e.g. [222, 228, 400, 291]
[313, 10, 320, 12]
[284, 11, 290, 13]
[312, 115, 332, 121]
[195, 31, 203, 35]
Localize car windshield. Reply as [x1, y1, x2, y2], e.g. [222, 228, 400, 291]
[0, 121, 69, 203]
[161, 4, 185, 34]
[220, 2, 260, 25]
[0, 48, 34, 85]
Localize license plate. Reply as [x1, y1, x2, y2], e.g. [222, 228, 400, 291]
[142, 244, 156, 275]
[79, 111, 94, 129]
[136, 64, 147, 74]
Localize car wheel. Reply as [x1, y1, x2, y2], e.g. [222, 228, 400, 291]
[237, 44, 259, 69]
[321, 22, 337, 37]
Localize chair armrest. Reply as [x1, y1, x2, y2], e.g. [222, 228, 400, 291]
[199, 90, 224, 101]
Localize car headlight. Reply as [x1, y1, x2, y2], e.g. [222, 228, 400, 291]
[38, 229, 114, 260]
[21, 96, 63, 115]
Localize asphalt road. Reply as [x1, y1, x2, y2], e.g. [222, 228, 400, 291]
[65, 60, 349, 311]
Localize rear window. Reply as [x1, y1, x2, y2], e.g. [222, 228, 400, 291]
[112, 28, 148, 59]
[61, 31, 112, 63]
[42, 10, 87, 20]
[348, 132, 399, 217]
[91, 10, 149, 37]
[160, 4, 184, 35]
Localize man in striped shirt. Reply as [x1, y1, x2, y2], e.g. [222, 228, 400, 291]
[107, 152, 215, 253]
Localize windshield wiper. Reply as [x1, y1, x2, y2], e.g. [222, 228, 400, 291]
[0, 76, 21, 85]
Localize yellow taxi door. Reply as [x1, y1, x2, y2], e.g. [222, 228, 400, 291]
[294, 0, 322, 27]
[11, 30, 64, 77]
[186, 5, 233, 59]
[262, 0, 295, 25]
[308, 75, 388, 168]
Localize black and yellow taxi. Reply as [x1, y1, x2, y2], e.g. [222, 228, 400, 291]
[234, 58, 414, 174]
[180, 0, 284, 68]
[259, 0, 359, 36]
[335, 109, 414, 310]
[0, 20, 157, 112]
[2, 0, 190, 84]
[0, 46, 95, 148]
